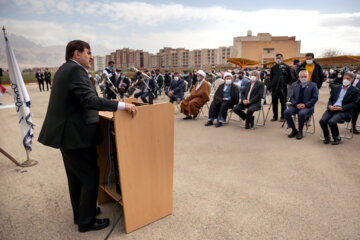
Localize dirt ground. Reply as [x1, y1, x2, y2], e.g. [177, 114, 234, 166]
[0, 83, 359, 240]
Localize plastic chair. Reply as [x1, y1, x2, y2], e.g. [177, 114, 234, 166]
[320, 119, 353, 141]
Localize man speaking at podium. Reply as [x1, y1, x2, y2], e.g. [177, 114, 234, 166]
[38, 40, 137, 233]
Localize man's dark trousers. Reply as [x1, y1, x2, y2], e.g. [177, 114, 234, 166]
[284, 106, 313, 131]
[319, 110, 346, 138]
[60, 146, 99, 226]
[272, 91, 286, 119]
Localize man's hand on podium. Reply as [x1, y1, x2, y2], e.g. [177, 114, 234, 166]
[125, 103, 137, 118]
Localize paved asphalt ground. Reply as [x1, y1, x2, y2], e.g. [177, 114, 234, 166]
[0, 83, 359, 240]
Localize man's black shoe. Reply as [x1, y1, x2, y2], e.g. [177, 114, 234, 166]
[183, 116, 192, 120]
[192, 114, 198, 119]
[215, 122, 222, 128]
[323, 136, 330, 144]
[331, 136, 341, 145]
[353, 128, 360, 134]
[75, 207, 101, 224]
[279, 117, 285, 122]
[204, 121, 213, 126]
[270, 117, 278, 121]
[245, 123, 250, 129]
[288, 129, 298, 138]
[78, 218, 110, 233]
[296, 131, 303, 140]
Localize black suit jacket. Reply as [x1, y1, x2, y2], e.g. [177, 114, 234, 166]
[327, 85, 359, 120]
[38, 60, 118, 150]
[242, 81, 265, 105]
[299, 61, 324, 89]
[213, 83, 239, 108]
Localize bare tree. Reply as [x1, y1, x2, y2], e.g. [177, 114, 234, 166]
[320, 48, 343, 58]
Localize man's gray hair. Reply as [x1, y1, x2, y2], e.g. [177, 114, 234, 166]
[299, 70, 309, 77]
[251, 70, 260, 79]
[344, 71, 355, 79]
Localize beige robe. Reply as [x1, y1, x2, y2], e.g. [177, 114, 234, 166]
[180, 80, 210, 116]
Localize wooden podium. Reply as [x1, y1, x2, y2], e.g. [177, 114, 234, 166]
[97, 100, 174, 233]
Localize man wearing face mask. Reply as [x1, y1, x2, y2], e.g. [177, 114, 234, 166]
[233, 70, 250, 99]
[205, 73, 239, 127]
[319, 72, 359, 145]
[165, 72, 184, 103]
[284, 70, 318, 140]
[233, 71, 265, 129]
[117, 73, 130, 98]
[299, 53, 324, 90]
[103, 61, 117, 99]
[180, 70, 210, 119]
[270, 53, 294, 122]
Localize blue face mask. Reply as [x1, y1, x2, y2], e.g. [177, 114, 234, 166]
[109, 67, 114, 71]
[121, 75, 125, 79]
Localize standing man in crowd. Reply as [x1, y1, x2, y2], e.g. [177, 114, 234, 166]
[270, 53, 294, 121]
[319, 72, 359, 145]
[44, 68, 52, 91]
[284, 70, 318, 140]
[35, 69, 45, 92]
[38, 40, 137, 233]
[299, 53, 324, 90]
[154, 69, 164, 98]
[103, 61, 117, 99]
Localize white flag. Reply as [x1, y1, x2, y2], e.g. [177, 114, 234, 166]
[3, 30, 34, 151]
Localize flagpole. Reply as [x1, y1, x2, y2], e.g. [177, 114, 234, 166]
[3, 26, 38, 168]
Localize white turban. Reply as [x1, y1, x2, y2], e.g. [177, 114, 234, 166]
[223, 72, 233, 79]
[196, 70, 206, 78]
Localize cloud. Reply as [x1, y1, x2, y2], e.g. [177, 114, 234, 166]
[2, 1, 360, 56]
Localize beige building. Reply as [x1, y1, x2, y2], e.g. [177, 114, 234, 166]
[232, 32, 303, 64]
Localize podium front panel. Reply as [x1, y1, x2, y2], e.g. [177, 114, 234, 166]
[113, 102, 174, 233]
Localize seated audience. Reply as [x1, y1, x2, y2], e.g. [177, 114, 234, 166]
[165, 72, 185, 103]
[205, 73, 239, 127]
[351, 71, 360, 134]
[233, 71, 265, 129]
[284, 70, 318, 140]
[319, 72, 359, 145]
[180, 70, 210, 119]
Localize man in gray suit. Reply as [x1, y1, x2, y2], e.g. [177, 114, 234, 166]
[38, 40, 137, 233]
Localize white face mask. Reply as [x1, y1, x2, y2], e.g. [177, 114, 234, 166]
[276, 59, 282, 64]
[338, 74, 342, 78]
[250, 76, 257, 82]
[225, 79, 232, 85]
[343, 79, 351, 86]
[300, 77, 308, 84]
[174, 77, 179, 81]
[356, 74, 360, 79]
[306, 59, 313, 65]
[330, 69, 334, 74]
[197, 77, 202, 81]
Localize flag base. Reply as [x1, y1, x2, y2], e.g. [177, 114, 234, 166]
[20, 159, 38, 168]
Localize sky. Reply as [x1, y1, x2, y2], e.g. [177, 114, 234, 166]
[0, 0, 360, 56]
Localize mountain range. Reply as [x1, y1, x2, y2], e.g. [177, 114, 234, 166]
[0, 34, 110, 69]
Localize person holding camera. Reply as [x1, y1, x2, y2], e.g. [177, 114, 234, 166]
[270, 53, 294, 121]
